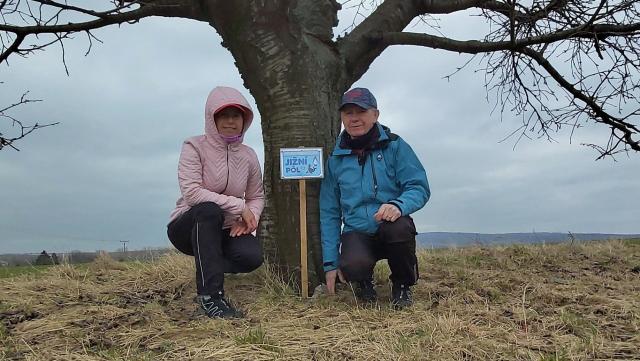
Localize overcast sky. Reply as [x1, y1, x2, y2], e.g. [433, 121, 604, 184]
[1, 7, 639, 254]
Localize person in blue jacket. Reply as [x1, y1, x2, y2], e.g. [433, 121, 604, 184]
[320, 87, 430, 309]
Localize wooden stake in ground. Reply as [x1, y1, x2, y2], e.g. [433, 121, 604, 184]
[279, 147, 323, 298]
[299, 178, 308, 298]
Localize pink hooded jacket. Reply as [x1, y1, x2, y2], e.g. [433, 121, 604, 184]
[169, 86, 265, 229]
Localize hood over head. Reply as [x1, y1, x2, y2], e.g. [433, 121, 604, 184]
[204, 86, 254, 143]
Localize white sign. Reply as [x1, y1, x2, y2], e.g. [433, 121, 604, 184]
[280, 148, 324, 179]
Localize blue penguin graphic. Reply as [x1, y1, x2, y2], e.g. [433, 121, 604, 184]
[308, 156, 319, 174]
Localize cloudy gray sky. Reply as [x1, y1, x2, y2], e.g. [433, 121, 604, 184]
[1, 6, 639, 254]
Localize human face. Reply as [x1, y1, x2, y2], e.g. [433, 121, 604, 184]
[340, 104, 379, 138]
[214, 106, 244, 136]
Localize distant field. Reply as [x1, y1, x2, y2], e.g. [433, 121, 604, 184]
[0, 262, 99, 279]
[0, 265, 52, 279]
[1, 240, 639, 360]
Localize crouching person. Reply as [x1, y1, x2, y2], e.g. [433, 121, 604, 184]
[320, 87, 430, 309]
[167, 86, 264, 319]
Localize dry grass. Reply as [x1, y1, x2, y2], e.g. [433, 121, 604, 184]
[1, 240, 639, 360]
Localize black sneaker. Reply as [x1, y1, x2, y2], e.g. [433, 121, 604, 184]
[391, 284, 413, 310]
[196, 291, 243, 319]
[354, 279, 377, 303]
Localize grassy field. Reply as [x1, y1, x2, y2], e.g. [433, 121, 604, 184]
[1, 240, 639, 360]
[0, 263, 95, 279]
[0, 265, 52, 279]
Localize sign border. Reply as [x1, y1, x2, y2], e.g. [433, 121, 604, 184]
[279, 147, 324, 179]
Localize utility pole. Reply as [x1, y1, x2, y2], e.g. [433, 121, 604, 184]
[120, 240, 129, 253]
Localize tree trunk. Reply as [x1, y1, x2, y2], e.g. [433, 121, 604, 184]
[207, 0, 347, 288]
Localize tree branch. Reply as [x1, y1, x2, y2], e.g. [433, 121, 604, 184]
[0, 91, 58, 151]
[338, 0, 418, 85]
[521, 47, 640, 155]
[337, 0, 478, 86]
[338, 0, 589, 87]
[378, 22, 640, 54]
[31, 0, 128, 18]
[1, 4, 159, 35]
[0, 32, 24, 62]
[1, 0, 194, 64]
[368, 2, 640, 157]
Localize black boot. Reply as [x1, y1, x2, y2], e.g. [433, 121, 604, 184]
[354, 279, 377, 303]
[196, 291, 243, 319]
[391, 283, 413, 310]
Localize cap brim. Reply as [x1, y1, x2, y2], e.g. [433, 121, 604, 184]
[339, 101, 375, 110]
[214, 104, 248, 115]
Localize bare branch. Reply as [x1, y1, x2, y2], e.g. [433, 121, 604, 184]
[378, 21, 640, 54]
[0, 91, 58, 151]
[339, 0, 492, 83]
[358, 0, 640, 158]
[1, 4, 154, 34]
[0, 90, 39, 113]
[1, 0, 190, 65]
[0, 31, 23, 62]
[521, 47, 640, 153]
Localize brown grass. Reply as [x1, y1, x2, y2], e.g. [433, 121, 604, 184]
[1, 240, 639, 360]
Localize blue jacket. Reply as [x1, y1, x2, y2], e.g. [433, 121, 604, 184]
[319, 123, 430, 271]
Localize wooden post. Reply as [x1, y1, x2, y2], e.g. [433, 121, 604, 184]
[299, 178, 308, 298]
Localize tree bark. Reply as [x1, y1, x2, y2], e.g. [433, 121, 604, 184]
[207, 0, 347, 287]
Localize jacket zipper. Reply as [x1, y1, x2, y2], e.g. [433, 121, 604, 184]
[361, 159, 369, 220]
[222, 144, 230, 193]
[370, 154, 378, 198]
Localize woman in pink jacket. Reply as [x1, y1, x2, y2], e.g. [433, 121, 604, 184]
[167, 86, 264, 319]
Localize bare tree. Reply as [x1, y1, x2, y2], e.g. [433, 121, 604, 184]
[2, 0, 639, 284]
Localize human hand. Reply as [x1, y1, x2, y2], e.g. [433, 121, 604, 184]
[325, 269, 345, 294]
[241, 206, 257, 233]
[374, 203, 401, 223]
[230, 220, 251, 237]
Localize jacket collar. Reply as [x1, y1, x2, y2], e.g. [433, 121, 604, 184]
[332, 122, 389, 156]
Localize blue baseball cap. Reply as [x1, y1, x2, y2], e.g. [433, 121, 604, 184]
[339, 87, 377, 110]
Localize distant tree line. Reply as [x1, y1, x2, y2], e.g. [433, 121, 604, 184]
[0, 248, 172, 267]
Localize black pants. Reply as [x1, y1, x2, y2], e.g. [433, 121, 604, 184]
[167, 202, 263, 296]
[340, 216, 418, 286]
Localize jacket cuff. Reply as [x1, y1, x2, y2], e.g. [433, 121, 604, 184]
[323, 261, 338, 272]
[247, 204, 261, 221]
[233, 198, 246, 215]
[387, 201, 404, 215]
